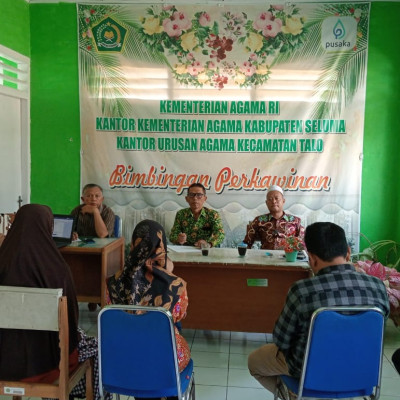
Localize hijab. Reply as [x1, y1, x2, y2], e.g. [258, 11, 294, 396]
[0, 204, 79, 380]
[107, 219, 186, 311]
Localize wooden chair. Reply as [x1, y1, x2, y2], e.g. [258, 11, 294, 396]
[0, 286, 94, 400]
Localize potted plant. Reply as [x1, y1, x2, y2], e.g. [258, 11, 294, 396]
[352, 237, 400, 326]
[352, 237, 400, 271]
[278, 236, 305, 262]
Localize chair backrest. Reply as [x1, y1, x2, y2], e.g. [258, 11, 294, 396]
[0, 286, 70, 397]
[0, 286, 93, 400]
[113, 215, 122, 238]
[298, 306, 385, 399]
[98, 305, 182, 399]
[0, 286, 63, 331]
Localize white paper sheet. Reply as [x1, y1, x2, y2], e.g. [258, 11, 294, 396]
[168, 245, 200, 253]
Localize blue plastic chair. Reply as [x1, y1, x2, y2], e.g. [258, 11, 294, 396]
[113, 215, 122, 238]
[98, 305, 195, 400]
[275, 306, 385, 400]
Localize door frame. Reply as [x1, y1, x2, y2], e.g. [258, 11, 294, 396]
[0, 44, 30, 209]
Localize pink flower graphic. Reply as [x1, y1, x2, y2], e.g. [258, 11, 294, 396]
[187, 61, 204, 76]
[262, 18, 282, 38]
[135, 4, 310, 89]
[172, 11, 192, 30]
[199, 12, 212, 27]
[240, 62, 256, 77]
[163, 18, 182, 37]
[249, 53, 258, 61]
[253, 12, 273, 30]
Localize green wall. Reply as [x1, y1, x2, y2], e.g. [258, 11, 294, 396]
[30, 3, 81, 213]
[2, 1, 400, 241]
[0, 0, 30, 56]
[361, 2, 400, 243]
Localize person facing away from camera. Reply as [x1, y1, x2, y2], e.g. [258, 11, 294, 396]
[106, 219, 191, 377]
[0, 204, 110, 400]
[248, 222, 390, 395]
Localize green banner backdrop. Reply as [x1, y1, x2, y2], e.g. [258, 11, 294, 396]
[77, 2, 370, 247]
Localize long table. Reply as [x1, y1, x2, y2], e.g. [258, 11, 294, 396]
[169, 247, 310, 333]
[60, 238, 124, 307]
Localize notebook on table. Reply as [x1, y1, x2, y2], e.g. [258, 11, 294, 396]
[52, 214, 75, 248]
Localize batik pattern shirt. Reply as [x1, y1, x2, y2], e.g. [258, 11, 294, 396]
[273, 263, 390, 377]
[169, 207, 225, 247]
[244, 212, 304, 250]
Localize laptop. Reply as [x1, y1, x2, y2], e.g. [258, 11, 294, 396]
[52, 214, 75, 248]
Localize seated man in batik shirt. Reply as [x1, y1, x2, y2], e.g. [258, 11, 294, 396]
[243, 185, 304, 250]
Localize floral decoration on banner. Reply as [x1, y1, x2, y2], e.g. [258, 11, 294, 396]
[354, 260, 400, 314]
[138, 4, 307, 89]
[277, 236, 305, 253]
[78, 3, 369, 92]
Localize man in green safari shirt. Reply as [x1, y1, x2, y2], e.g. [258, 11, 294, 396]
[169, 183, 225, 248]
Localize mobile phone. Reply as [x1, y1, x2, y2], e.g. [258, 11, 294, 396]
[297, 252, 306, 260]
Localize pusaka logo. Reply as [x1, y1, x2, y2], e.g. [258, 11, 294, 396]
[321, 16, 357, 52]
[92, 17, 127, 52]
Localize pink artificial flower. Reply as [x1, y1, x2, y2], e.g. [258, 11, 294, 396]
[199, 12, 211, 27]
[162, 5, 174, 11]
[388, 269, 400, 289]
[354, 260, 400, 311]
[172, 11, 192, 30]
[367, 261, 386, 280]
[249, 53, 258, 61]
[271, 5, 284, 11]
[163, 18, 182, 37]
[187, 53, 194, 61]
[387, 287, 400, 308]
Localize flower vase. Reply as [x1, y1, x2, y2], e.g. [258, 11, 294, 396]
[285, 251, 298, 262]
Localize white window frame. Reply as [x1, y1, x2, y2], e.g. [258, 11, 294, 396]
[0, 44, 31, 207]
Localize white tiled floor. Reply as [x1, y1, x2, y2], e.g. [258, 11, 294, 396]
[77, 304, 400, 400]
[2, 304, 400, 400]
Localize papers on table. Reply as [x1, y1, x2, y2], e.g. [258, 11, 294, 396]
[168, 245, 200, 253]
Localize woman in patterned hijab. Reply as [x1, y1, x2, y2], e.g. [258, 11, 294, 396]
[106, 219, 190, 372]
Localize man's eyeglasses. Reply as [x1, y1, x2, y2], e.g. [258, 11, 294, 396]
[187, 193, 205, 199]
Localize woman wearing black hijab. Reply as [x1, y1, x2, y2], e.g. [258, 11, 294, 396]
[0, 204, 79, 380]
[0, 204, 109, 400]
